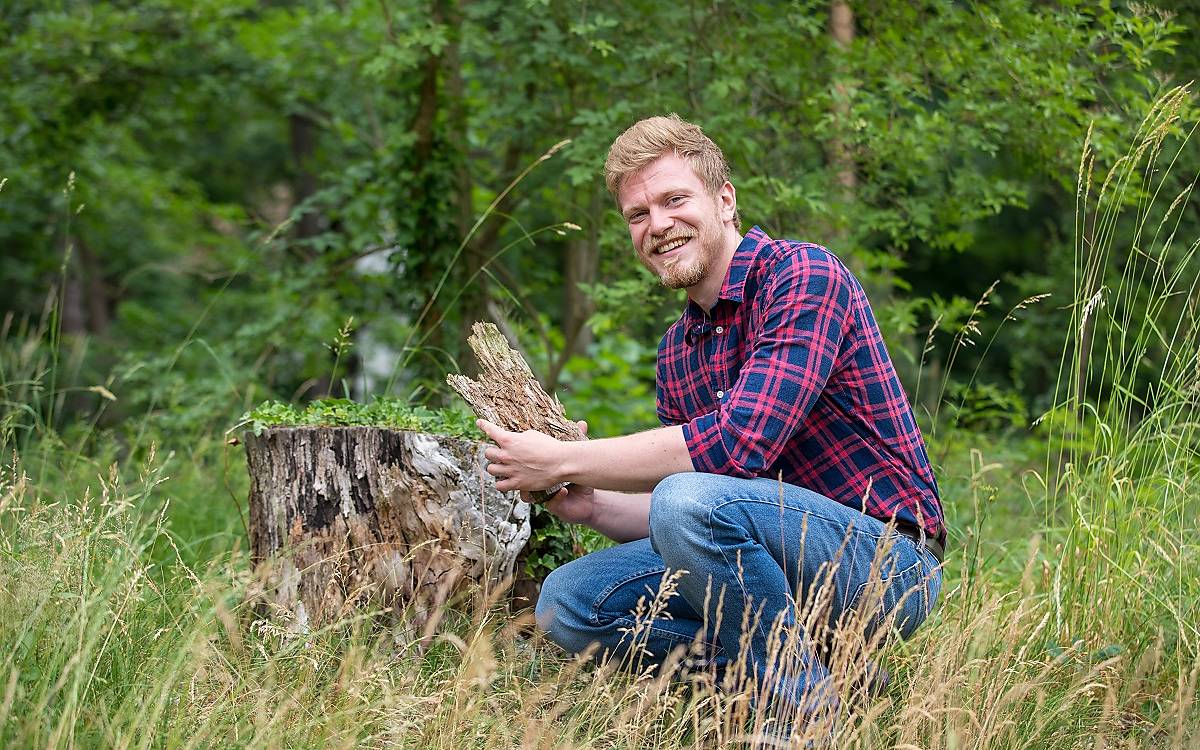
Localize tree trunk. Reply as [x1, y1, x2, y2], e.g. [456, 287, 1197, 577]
[245, 426, 530, 632]
[828, 1, 857, 199]
[289, 112, 321, 243]
[549, 186, 602, 392]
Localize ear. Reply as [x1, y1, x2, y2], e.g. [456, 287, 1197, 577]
[717, 181, 737, 223]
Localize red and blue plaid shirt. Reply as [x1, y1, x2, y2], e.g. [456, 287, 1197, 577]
[657, 226, 945, 542]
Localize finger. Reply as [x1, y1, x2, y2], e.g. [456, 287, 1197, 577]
[476, 419, 508, 443]
[484, 446, 505, 462]
[486, 463, 512, 477]
[577, 420, 588, 437]
[496, 478, 520, 492]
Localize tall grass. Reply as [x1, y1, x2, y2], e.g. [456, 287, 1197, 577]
[1041, 85, 1200, 659]
[2, 88, 1199, 748]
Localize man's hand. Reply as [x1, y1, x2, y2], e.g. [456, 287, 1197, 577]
[478, 418, 586, 494]
[530, 482, 597, 524]
[504, 421, 595, 523]
[481, 416, 690, 495]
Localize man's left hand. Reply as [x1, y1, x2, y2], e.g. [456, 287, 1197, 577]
[477, 419, 570, 493]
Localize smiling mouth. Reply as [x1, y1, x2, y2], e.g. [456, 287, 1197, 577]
[653, 236, 692, 255]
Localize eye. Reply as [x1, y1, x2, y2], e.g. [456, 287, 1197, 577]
[666, 195, 684, 206]
[627, 210, 646, 224]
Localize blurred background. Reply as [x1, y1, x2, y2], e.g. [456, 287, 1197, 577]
[0, 0, 1196, 454]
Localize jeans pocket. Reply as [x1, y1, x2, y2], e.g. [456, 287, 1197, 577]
[848, 545, 937, 639]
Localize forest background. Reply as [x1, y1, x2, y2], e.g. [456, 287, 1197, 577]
[2, 1, 1200, 748]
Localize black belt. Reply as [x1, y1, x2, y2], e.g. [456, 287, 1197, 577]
[895, 520, 944, 564]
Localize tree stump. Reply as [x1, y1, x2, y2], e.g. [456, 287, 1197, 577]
[245, 426, 530, 631]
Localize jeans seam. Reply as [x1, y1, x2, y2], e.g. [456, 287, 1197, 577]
[590, 566, 671, 625]
[706, 501, 781, 645]
[611, 616, 724, 653]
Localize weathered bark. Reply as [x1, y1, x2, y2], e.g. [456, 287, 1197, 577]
[446, 322, 585, 502]
[245, 426, 530, 631]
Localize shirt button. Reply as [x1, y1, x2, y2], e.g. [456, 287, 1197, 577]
[715, 326, 724, 334]
[716, 390, 725, 399]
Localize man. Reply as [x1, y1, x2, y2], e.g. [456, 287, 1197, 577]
[477, 114, 944, 726]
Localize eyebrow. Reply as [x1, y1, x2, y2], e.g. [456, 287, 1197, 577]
[621, 187, 696, 219]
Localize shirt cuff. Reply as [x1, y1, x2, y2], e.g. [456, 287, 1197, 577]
[682, 411, 742, 476]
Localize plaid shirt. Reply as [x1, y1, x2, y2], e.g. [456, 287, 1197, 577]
[657, 226, 945, 542]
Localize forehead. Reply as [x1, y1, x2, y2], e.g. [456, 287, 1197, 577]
[617, 153, 705, 208]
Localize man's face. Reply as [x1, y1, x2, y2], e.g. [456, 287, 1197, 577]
[617, 153, 732, 291]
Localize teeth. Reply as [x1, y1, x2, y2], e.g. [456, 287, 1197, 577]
[655, 237, 689, 254]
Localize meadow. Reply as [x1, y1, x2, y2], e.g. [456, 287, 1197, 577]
[5, 0, 1200, 739]
[2, 83, 1198, 750]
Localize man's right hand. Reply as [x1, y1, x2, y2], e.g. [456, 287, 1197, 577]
[522, 420, 595, 525]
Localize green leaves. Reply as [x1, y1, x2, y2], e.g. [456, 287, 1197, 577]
[238, 398, 482, 439]
[1, 0, 1194, 454]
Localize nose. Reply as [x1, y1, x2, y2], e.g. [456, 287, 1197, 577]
[647, 205, 673, 238]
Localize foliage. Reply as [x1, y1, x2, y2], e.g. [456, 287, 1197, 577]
[941, 381, 1029, 432]
[2, 0, 1195, 436]
[238, 397, 482, 439]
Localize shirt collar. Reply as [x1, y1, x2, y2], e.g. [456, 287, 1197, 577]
[685, 225, 766, 320]
[719, 225, 767, 304]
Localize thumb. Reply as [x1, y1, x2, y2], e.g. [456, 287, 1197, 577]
[577, 420, 588, 438]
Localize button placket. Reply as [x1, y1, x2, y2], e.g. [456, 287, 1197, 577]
[705, 330, 719, 402]
[712, 319, 727, 402]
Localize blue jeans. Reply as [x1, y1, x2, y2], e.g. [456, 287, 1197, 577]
[535, 472, 942, 714]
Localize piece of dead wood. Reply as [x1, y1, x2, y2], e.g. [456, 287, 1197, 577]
[447, 321, 584, 502]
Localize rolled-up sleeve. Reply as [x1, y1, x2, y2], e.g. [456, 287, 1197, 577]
[682, 253, 852, 476]
[656, 370, 686, 427]
[656, 330, 688, 427]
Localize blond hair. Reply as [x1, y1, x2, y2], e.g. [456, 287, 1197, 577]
[604, 114, 740, 230]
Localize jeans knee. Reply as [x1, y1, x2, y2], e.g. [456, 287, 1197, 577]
[535, 564, 575, 633]
[650, 472, 716, 552]
[534, 561, 596, 654]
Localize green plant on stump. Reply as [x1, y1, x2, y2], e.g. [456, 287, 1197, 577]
[236, 398, 483, 439]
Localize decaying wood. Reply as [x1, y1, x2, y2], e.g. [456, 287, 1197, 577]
[245, 426, 529, 631]
[446, 321, 585, 502]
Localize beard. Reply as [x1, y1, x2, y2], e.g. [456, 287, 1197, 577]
[658, 250, 708, 289]
[640, 210, 724, 290]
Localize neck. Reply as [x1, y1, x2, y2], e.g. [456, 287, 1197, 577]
[686, 224, 743, 312]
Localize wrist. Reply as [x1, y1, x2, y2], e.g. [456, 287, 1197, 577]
[556, 438, 584, 485]
[576, 486, 599, 527]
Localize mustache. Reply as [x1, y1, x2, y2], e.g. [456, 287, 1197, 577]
[642, 229, 696, 254]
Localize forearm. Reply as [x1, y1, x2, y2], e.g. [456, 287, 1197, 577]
[582, 490, 652, 542]
[560, 425, 695, 493]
